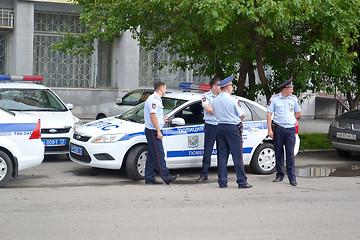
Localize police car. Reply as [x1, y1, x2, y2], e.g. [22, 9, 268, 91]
[69, 84, 300, 180]
[0, 107, 44, 187]
[0, 75, 82, 155]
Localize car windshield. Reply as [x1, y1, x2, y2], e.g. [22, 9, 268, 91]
[118, 97, 187, 123]
[0, 89, 67, 111]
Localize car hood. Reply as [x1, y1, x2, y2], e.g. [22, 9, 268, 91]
[75, 117, 144, 137]
[21, 111, 76, 128]
[336, 110, 360, 122]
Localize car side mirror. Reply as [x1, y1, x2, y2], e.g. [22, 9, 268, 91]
[115, 98, 122, 106]
[171, 117, 185, 126]
[66, 103, 74, 110]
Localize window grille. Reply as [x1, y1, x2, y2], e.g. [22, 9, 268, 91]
[33, 12, 114, 88]
[0, 9, 14, 29]
[139, 45, 207, 88]
[0, 32, 8, 74]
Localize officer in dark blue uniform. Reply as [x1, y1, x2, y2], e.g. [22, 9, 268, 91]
[196, 77, 221, 183]
[267, 77, 302, 186]
[212, 76, 252, 189]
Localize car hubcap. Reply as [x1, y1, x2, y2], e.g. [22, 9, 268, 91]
[137, 151, 147, 177]
[258, 148, 275, 172]
[0, 157, 7, 180]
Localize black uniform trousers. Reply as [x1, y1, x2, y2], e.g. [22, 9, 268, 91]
[200, 123, 218, 178]
[144, 128, 172, 184]
[216, 124, 248, 188]
[273, 126, 296, 181]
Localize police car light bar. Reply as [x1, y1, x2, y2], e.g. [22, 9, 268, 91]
[179, 82, 211, 91]
[0, 75, 43, 81]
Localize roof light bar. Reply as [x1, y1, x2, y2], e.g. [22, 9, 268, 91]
[0, 75, 43, 81]
[178, 82, 211, 91]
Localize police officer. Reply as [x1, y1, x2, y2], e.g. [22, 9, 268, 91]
[267, 77, 302, 186]
[144, 80, 177, 185]
[196, 77, 221, 183]
[212, 76, 252, 189]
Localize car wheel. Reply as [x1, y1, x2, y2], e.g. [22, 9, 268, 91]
[126, 145, 147, 180]
[336, 149, 351, 158]
[0, 151, 12, 187]
[96, 113, 107, 120]
[250, 142, 276, 174]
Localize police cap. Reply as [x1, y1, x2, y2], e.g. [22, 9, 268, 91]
[217, 76, 234, 87]
[278, 77, 294, 88]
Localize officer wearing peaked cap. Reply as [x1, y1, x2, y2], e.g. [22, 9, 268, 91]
[212, 76, 252, 189]
[267, 77, 302, 186]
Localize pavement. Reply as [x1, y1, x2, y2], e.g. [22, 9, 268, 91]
[298, 118, 332, 134]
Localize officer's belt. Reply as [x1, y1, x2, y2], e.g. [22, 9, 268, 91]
[272, 122, 288, 129]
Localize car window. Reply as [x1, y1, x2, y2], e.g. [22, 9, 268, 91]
[0, 89, 67, 111]
[118, 97, 186, 123]
[141, 92, 152, 102]
[174, 101, 204, 125]
[239, 101, 252, 122]
[121, 91, 143, 106]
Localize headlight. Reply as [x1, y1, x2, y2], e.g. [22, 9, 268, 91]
[92, 133, 127, 143]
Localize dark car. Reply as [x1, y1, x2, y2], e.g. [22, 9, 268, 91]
[328, 109, 360, 157]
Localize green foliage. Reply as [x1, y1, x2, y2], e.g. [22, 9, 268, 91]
[54, 0, 360, 104]
[299, 133, 333, 150]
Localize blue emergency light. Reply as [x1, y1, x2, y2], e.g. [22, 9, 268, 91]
[0, 75, 43, 81]
[178, 82, 211, 91]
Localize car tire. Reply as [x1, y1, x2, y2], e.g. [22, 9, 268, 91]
[126, 145, 147, 180]
[250, 142, 276, 174]
[96, 113, 107, 120]
[0, 150, 12, 187]
[336, 149, 351, 158]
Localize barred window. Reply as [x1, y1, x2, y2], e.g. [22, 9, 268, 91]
[139, 45, 207, 88]
[33, 12, 114, 88]
[0, 32, 8, 74]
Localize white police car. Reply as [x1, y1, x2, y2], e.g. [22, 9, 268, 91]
[0, 107, 44, 187]
[0, 75, 82, 155]
[69, 85, 300, 180]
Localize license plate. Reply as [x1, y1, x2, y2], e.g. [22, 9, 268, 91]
[70, 144, 83, 156]
[336, 132, 357, 140]
[42, 139, 66, 146]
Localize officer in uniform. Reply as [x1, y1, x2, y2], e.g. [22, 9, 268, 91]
[267, 77, 302, 186]
[196, 77, 221, 183]
[212, 76, 252, 189]
[144, 80, 177, 185]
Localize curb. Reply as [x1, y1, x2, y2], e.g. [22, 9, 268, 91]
[299, 149, 336, 153]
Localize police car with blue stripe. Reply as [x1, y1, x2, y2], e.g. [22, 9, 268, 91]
[69, 83, 300, 180]
[0, 107, 44, 187]
[0, 75, 82, 155]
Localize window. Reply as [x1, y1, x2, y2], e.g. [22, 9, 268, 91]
[239, 101, 253, 122]
[33, 12, 114, 88]
[0, 32, 8, 74]
[174, 101, 204, 125]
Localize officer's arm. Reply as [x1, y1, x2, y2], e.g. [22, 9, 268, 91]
[295, 111, 302, 119]
[240, 113, 245, 121]
[150, 113, 163, 140]
[203, 104, 213, 115]
[267, 112, 274, 138]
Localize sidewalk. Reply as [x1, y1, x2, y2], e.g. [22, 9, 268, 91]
[298, 118, 332, 134]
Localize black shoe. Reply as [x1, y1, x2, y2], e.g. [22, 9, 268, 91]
[196, 176, 208, 183]
[165, 174, 178, 185]
[146, 179, 163, 185]
[238, 183, 253, 189]
[219, 185, 227, 188]
[290, 180, 297, 186]
[273, 177, 283, 182]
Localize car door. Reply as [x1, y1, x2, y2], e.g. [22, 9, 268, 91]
[163, 101, 206, 168]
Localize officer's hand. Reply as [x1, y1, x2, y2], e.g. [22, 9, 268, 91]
[164, 114, 169, 122]
[157, 130, 163, 140]
[268, 129, 274, 138]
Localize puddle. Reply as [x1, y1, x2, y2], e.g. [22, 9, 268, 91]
[296, 165, 360, 178]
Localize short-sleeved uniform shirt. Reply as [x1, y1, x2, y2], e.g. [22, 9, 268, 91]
[201, 90, 217, 125]
[212, 92, 245, 125]
[144, 92, 165, 130]
[267, 92, 301, 128]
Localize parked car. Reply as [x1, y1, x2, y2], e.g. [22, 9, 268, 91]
[95, 88, 153, 119]
[0, 75, 82, 155]
[70, 90, 300, 180]
[0, 107, 44, 187]
[328, 109, 360, 157]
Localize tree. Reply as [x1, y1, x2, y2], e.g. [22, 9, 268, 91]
[55, 0, 360, 106]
